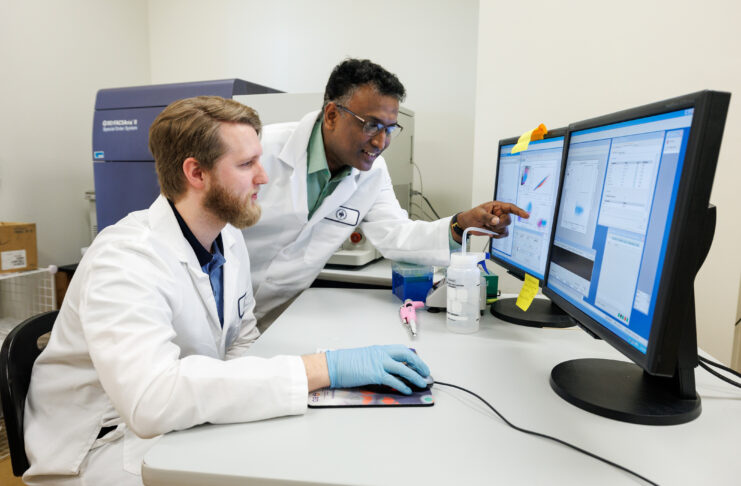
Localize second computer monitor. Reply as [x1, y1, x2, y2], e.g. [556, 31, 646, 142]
[489, 129, 572, 327]
[544, 90, 730, 425]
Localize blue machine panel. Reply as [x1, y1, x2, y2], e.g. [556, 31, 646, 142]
[92, 79, 281, 232]
[92, 107, 162, 162]
[93, 162, 161, 230]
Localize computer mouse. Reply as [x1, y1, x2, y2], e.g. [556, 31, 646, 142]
[363, 374, 434, 394]
[399, 374, 435, 392]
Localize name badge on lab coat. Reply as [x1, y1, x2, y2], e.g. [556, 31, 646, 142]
[325, 206, 359, 226]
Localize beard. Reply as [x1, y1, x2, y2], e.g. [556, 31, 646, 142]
[203, 178, 261, 229]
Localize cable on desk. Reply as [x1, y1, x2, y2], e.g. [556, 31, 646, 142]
[698, 356, 741, 388]
[433, 381, 658, 486]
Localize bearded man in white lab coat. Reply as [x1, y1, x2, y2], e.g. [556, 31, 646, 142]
[243, 58, 528, 329]
[22, 96, 431, 485]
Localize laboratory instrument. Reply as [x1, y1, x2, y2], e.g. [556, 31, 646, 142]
[92, 79, 280, 232]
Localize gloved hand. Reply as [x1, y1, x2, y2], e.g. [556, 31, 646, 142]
[325, 345, 431, 395]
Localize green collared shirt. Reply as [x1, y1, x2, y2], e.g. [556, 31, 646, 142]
[306, 120, 352, 219]
[305, 118, 460, 250]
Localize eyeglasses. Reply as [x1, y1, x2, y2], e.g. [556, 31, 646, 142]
[336, 105, 404, 140]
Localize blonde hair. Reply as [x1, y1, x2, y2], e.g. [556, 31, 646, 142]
[149, 96, 262, 200]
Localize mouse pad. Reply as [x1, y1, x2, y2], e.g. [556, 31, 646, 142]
[308, 385, 434, 408]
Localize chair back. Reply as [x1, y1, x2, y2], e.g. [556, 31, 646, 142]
[0, 310, 57, 476]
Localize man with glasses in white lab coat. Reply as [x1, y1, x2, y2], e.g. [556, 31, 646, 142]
[243, 58, 528, 329]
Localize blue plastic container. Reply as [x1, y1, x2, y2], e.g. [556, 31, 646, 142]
[391, 262, 433, 302]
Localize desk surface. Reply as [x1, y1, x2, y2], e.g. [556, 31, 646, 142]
[143, 289, 740, 486]
[317, 258, 393, 286]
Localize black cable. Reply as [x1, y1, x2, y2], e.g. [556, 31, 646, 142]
[698, 356, 741, 379]
[419, 194, 441, 219]
[411, 190, 442, 219]
[698, 362, 741, 388]
[411, 202, 436, 222]
[697, 358, 741, 388]
[412, 162, 425, 196]
[433, 381, 658, 486]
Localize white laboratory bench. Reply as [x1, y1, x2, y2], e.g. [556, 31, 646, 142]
[316, 258, 393, 287]
[141, 288, 740, 485]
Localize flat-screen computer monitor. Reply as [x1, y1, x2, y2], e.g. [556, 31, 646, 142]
[489, 129, 573, 327]
[543, 90, 730, 425]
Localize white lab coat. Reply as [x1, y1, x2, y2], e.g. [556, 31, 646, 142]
[243, 111, 452, 320]
[23, 196, 308, 481]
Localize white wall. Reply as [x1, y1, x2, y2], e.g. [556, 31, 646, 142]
[0, 0, 151, 266]
[5, 1, 737, 365]
[473, 0, 741, 364]
[146, 0, 479, 219]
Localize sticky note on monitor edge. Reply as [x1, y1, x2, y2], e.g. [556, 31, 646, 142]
[515, 273, 540, 311]
[510, 123, 548, 154]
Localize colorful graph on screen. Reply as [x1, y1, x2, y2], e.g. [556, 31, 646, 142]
[519, 201, 533, 222]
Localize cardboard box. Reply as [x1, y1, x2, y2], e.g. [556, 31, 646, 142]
[0, 222, 38, 274]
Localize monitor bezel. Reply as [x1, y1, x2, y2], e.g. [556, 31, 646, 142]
[489, 127, 567, 287]
[542, 90, 730, 376]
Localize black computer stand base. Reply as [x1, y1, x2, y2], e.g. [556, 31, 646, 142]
[490, 297, 575, 328]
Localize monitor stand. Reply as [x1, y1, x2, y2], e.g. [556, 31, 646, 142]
[550, 358, 700, 425]
[549, 204, 715, 426]
[491, 297, 574, 328]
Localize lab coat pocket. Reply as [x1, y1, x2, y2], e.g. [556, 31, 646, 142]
[122, 426, 162, 475]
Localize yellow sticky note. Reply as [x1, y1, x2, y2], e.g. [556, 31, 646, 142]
[510, 123, 548, 154]
[515, 273, 540, 311]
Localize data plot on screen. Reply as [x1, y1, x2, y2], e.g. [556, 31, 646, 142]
[517, 163, 557, 232]
[595, 229, 644, 326]
[598, 134, 663, 234]
[561, 160, 599, 234]
[511, 227, 544, 271]
[491, 157, 521, 256]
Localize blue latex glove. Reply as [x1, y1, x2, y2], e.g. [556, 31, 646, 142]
[325, 345, 431, 395]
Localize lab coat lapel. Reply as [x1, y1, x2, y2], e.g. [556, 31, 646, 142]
[220, 228, 239, 340]
[149, 196, 222, 333]
[185, 267, 222, 334]
[278, 111, 321, 221]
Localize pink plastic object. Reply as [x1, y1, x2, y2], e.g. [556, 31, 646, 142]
[400, 299, 425, 336]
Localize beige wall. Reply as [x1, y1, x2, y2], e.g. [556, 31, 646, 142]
[146, 0, 479, 219]
[0, 0, 477, 267]
[473, 0, 741, 364]
[4, 1, 738, 365]
[0, 0, 151, 266]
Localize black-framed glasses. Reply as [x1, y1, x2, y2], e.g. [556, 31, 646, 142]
[336, 105, 404, 140]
